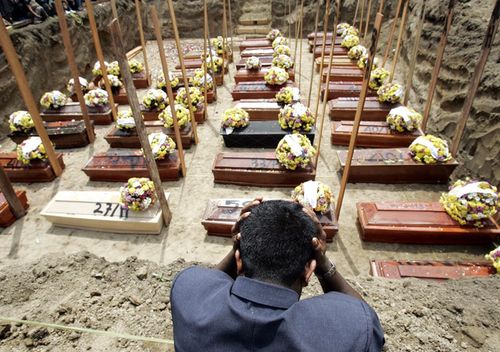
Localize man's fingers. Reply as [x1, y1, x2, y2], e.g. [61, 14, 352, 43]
[231, 212, 251, 234]
[240, 197, 262, 215]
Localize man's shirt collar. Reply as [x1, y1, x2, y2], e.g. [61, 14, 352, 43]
[230, 276, 299, 309]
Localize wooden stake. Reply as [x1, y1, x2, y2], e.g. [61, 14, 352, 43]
[226, 0, 235, 67]
[378, 0, 385, 13]
[222, 0, 227, 84]
[54, 0, 95, 143]
[359, 0, 365, 33]
[451, 0, 499, 157]
[110, 0, 120, 30]
[404, 0, 426, 105]
[135, 0, 150, 79]
[108, 19, 172, 226]
[363, 0, 373, 39]
[298, 0, 304, 90]
[335, 13, 384, 219]
[0, 21, 62, 176]
[293, 0, 300, 66]
[314, 0, 332, 118]
[307, 0, 322, 107]
[165, 0, 199, 144]
[204, 0, 219, 93]
[382, 0, 403, 67]
[85, 0, 118, 121]
[353, 0, 361, 27]
[288, 0, 292, 42]
[150, 6, 186, 177]
[0, 166, 26, 219]
[389, 0, 408, 82]
[203, 0, 209, 112]
[421, 0, 456, 130]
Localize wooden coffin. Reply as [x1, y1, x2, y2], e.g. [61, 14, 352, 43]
[221, 121, 315, 148]
[0, 191, 29, 227]
[82, 150, 181, 182]
[321, 82, 378, 99]
[240, 48, 276, 57]
[234, 68, 295, 83]
[231, 81, 296, 100]
[201, 199, 338, 241]
[337, 149, 458, 184]
[329, 97, 399, 120]
[239, 39, 272, 51]
[212, 152, 316, 187]
[0, 153, 65, 183]
[175, 59, 229, 74]
[183, 51, 233, 63]
[308, 37, 343, 50]
[313, 46, 349, 58]
[236, 56, 274, 69]
[112, 88, 129, 105]
[307, 31, 334, 40]
[315, 57, 357, 71]
[40, 102, 116, 125]
[141, 104, 206, 124]
[132, 71, 151, 89]
[234, 99, 281, 120]
[9, 120, 92, 149]
[370, 260, 496, 279]
[322, 67, 363, 83]
[331, 121, 421, 147]
[358, 202, 500, 244]
[104, 121, 193, 149]
[41, 191, 170, 235]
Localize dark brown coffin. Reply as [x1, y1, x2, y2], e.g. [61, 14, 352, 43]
[141, 104, 206, 124]
[40, 103, 116, 125]
[240, 48, 276, 57]
[221, 121, 315, 148]
[308, 37, 343, 50]
[239, 39, 272, 51]
[329, 97, 400, 120]
[174, 59, 229, 74]
[9, 120, 92, 149]
[315, 57, 357, 71]
[358, 202, 500, 245]
[132, 71, 151, 89]
[321, 82, 378, 99]
[236, 56, 274, 70]
[0, 191, 29, 227]
[201, 199, 338, 241]
[337, 148, 459, 184]
[0, 153, 65, 183]
[104, 122, 193, 149]
[370, 260, 496, 279]
[313, 46, 348, 58]
[331, 121, 421, 148]
[112, 88, 129, 105]
[82, 150, 181, 182]
[233, 99, 281, 120]
[234, 68, 295, 83]
[231, 81, 296, 100]
[212, 152, 316, 187]
[322, 67, 363, 83]
[307, 31, 334, 40]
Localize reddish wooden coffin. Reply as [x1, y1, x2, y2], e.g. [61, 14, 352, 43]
[175, 59, 229, 74]
[234, 99, 281, 120]
[308, 37, 343, 50]
[40, 103, 116, 125]
[241, 48, 276, 57]
[307, 31, 334, 40]
[201, 199, 338, 241]
[239, 39, 272, 51]
[315, 57, 357, 71]
[9, 121, 92, 149]
[183, 51, 233, 63]
[331, 121, 421, 148]
[212, 152, 316, 187]
[234, 68, 295, 83]
[321, 82, 378, 99]
[132, 71, 151, 89]
[337, 149, 459, 184]
[82, 150, 181, 182]
[231, 81, 296, 100]
[236, 56, 274, 70]
[104, 122, 193, 149]
[0, 191, 29, 227]
[313, 46, 348, 58]
[358, 202, 500, 245]
[322, 67, 363, 83]
[328, 97, 399, 120]
[0, 153, 65, 183]
[370, 260, 496, 279]
[112, 88, 129, 105]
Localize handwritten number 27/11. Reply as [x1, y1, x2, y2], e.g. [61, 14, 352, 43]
[93, 202, 129, 218]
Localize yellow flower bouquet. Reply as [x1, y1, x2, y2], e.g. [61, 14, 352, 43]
[264, 66, 289, 86]
[386, 106, 422, 132]
[266, 28, 282, 41]
[245, 56, 262, 70]
[377, 82, 404, 104]
[275, 134, 316, 170]
[155, 72, 180, 91]
[92, 60, 109, 77]
[485, 246, 500, 273]
[340, 26, 359, 38]
[119, 177, 157, 212]
[9, 111, 34, 133]
[341, 34, 360, 49]
[273, 44, 292, 57]
[204, 55, 224, 74]
[276, 87, 301, 107]
[66, 76, 89, 95]
[272, 54, 294, 70]
[278, 102, 315, 132]
[221, 107, 249, 134]
[16, 136, 48, 164]
[84, 88, 109, 108]
[337, 22, 351, 36]
[107, 61, 121, 76]
[189, 69, 214, 92]
[100, 74, 123, 95]
[409, 135, 451, 164]
[147, 132, 176, 160]
[159, 104, 191, 129]
[142, 89, 168, 111]
[40, 90, 68, 110]
[348, 45, 367, 60]
[272, 36, 289, 49]
[128, 59, 144, 74]
[175, 87, 204, 112]
[116, 110, 136, 132]
[369, 67, 389, 90]
[291, 180, 334, 214]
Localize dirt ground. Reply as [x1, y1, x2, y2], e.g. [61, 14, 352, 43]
[0, 39, 498, 351]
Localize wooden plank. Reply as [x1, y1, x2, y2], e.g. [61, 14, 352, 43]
[231, 81, 296, 100]
[358, 202, 499, 244]
[212, 152, 316, 187]
[40, 103, 116, 125]
[308, 37, 343, 49]
[322, 67, 363, 83]
[328, 97, 400, 120]
[313, 46, 349, 58]
[239, 39, 271, 51]
[315, 57, 357, 71]
[322, 82, 378, 99]
[0, 191, 29, 227]
[240, 48, 276, 57]
[0, 153, 65, 183]
[307, 31, 334, 40]
[236, 56, 274, 69]
[235, 68, 296, 83]
[201, 199, 338, 241]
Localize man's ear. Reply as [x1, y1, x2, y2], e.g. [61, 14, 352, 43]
[302, 259, 317, 287]
[235, 249, 244, 275]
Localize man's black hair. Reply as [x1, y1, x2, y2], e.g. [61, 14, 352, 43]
[239, 200, 316, 287]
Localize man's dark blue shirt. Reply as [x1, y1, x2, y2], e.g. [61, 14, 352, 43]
[171, 266, 384, 351]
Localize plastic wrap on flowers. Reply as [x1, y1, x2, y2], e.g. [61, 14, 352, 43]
[175, 87, 204, 111]
[147, 132, 176, 160]
[272, 54, 294, 70]
[66, 77, 89, 95]
[276, 87, 301, 106]
[278, 102, 315, 132]
[266, 28, 282, 41]
[92, 60, 109, 76]
[386, 106, 422, 132]
[9, 111, 34, 133]
[107, 61, 121, 76]
[159, 104, 190, 129]
[357, 54, 380, 70]
[275, 134, 317, 170]
[340, 26, 359, 38]
[440, 178, 499, 227]
[204, 55, 223, 73]
[272, 36, 289, 48]
[264, 66, 289, 86]
[245, 56, 261, 70]
[369, 68, 389, 90]
[142, 89, 168, 111]
[155, 72, 180, 90]
[348, 45, 367, 60]
[337, 23, 351, 36]
[84, 88, 109, 107]
[273, 44, 292, 57]
[409, 135, 452, 164]
[100, 75, 123, 94]
[485, 246, 500, 273]
[377, 82, 404, 103]
[291, 180, 334, 214]
[40, 90, 68, 110]
[189, 69, 214, 92]
[341, 34, 360, 49]
[221, 107, 249, 134]
[116, 110, 136, 131]
[128, 59, 144, 74]
[119, 177, 157, 212]
[16, 136, 48, 164]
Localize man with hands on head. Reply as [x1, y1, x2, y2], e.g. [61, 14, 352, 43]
[171, 198, 384, 351]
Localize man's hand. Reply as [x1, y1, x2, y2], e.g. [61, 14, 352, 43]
[302, 207, 331, 275]
[231, 197, 263, 237]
